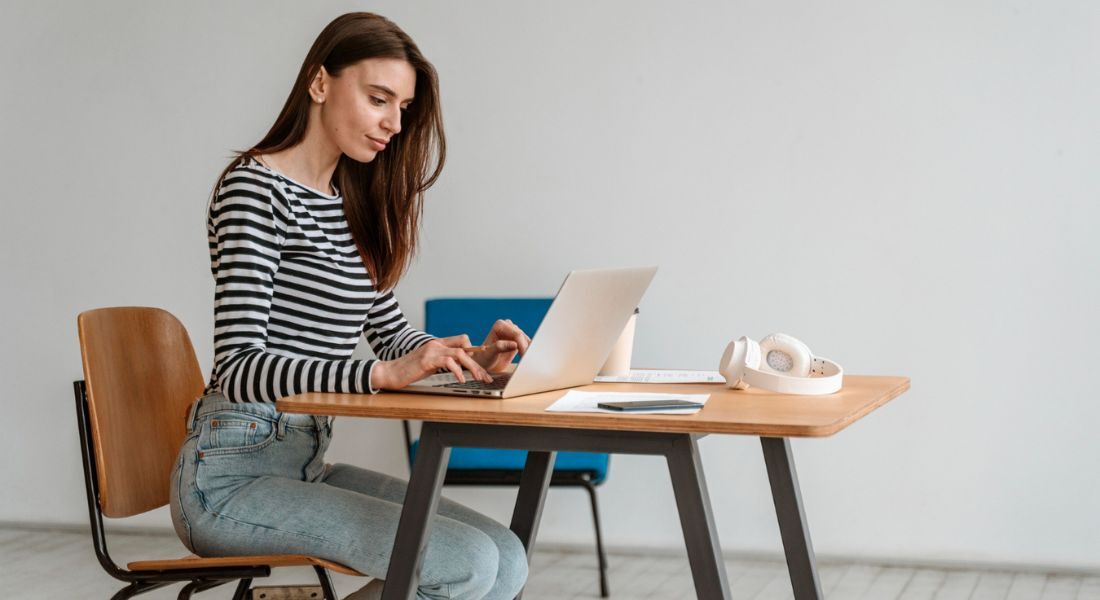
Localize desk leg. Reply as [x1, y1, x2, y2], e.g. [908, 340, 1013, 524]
[510, 450, 557, 553]
[666, 434, 731, 600]
[380, 422, 451, 600]
[509, 450, 556, 600]
[761, 437, 823, 600]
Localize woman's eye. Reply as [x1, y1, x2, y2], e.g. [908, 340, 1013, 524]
[370, 96, 386, 106]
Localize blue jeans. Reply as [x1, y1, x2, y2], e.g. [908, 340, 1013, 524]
[169, 393, 528, 600]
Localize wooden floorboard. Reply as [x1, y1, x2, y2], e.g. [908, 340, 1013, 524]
[1, 527, 1094, 599]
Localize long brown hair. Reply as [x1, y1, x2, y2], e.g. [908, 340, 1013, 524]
[211, 12, 445, 291]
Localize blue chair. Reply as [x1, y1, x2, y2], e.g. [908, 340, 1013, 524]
[402, 298, 611, 597]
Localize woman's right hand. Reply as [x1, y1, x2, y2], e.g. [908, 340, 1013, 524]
[370, 335, 493, 391]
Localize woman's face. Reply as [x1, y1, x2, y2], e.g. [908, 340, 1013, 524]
[312, 58, 416, 163]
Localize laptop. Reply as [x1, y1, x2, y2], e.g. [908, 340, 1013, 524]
[401, 266, 658, 399]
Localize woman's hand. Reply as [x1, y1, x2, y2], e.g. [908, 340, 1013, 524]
[470, 319, 532, 373]
[371, 335, 493, 390]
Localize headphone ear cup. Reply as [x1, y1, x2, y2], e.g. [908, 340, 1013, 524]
[743, 337, 761, 369]
[719, 341, 740, 385]
[719, 337, 755, 389]
[758, 333, 813, 377]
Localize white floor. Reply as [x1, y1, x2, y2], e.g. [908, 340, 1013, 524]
[3, 527, 1097, 599]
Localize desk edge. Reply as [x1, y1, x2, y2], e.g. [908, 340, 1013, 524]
[277, 376, 910, 438]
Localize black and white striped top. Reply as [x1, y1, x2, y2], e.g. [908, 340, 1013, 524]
[203, 155, 433, 404]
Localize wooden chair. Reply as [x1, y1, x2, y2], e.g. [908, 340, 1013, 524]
[74, 307, 365, 599]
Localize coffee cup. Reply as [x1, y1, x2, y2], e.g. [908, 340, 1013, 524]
[598, 309, 638, 377]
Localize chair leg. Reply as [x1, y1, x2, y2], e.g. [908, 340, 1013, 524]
[177, 580, 198, 599]
[178, 579, 230, 599]
[581, 478, 610, 598]
[111, 581, 171, 600]
[314, 566, 338, 600]
[231, 578, 253, 600]
[110, 583, 146, 600]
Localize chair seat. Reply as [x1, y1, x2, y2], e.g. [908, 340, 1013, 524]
[410, 442, 609, 484]
[128, 553, 364, 577]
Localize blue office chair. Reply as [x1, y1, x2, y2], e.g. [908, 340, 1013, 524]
[402, 298, 611, 597]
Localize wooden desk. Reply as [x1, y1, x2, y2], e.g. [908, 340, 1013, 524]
[279, 374, 909, 600]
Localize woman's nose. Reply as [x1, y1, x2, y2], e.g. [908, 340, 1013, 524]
[382, 107, 402, 135]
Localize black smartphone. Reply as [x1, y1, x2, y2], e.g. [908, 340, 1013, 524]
[596, 400, 704, 411]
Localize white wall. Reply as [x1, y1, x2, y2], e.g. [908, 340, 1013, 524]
[2, 0, 1097, 571]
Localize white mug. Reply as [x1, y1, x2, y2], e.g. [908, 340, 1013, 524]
[598, 309, 638, 377]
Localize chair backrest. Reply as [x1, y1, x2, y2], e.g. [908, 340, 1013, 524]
[424, 298, 554, 357]
[76, 307, 205, 518]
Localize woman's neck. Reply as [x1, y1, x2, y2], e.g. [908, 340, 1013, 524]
[262, 115, 342, 195]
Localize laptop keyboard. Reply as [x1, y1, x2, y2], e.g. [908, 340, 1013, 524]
[443, 372, 512, 391]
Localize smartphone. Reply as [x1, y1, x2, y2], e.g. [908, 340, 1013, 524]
[596, 400, 704, 411]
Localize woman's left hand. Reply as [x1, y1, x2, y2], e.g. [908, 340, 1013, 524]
[470, 319, 531, 373]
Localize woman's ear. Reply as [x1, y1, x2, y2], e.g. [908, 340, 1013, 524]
[309, 66, 329, 103]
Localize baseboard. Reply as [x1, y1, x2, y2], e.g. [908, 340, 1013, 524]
[0, 519, 176, 537]
[530, 540, 1100, 577]
[6, 521, 1096, 577]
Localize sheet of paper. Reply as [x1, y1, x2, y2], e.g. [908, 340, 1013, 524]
[545, 390, 710, 414]
[593, 369, 725, 384]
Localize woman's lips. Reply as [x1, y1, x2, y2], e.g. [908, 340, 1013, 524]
[367, 136, 387, 151]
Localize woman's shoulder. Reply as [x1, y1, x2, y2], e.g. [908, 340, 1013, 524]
[214, 156, 292, 209]
[219, 155, 282, 193]
[210, 155, 293, 224]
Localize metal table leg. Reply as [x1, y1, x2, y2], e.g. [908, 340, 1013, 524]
[509, 450, 557, 599]
[667, 434, 731, 600]
[761, 437, 823, 600]
[510, 450, 557, 552]
[380, 422, 451, 600]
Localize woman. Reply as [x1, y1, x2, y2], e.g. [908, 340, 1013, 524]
[169, 12, 531, 600]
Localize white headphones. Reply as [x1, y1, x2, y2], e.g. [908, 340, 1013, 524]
[719, 333, 843, 395]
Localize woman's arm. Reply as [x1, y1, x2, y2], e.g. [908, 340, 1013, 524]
[362, 291, 504, 389]
[208, 169, 377, 403]
[362, 290, 435, 361]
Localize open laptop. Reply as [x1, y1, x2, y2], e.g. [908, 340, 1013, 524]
[401, 266, 658, 399]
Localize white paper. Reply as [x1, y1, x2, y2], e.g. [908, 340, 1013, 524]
[593, 369, 725, 384]
[545, 390, 710, 414]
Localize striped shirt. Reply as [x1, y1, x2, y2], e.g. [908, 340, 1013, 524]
[203, 155, 433, 404]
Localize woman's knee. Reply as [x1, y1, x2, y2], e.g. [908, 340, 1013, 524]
[493, 528, 529, 598]
[432, 527, 499, 600]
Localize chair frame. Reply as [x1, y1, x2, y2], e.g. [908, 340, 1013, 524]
[402, 421, 610, 597]
[74, 381, 340, 600]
